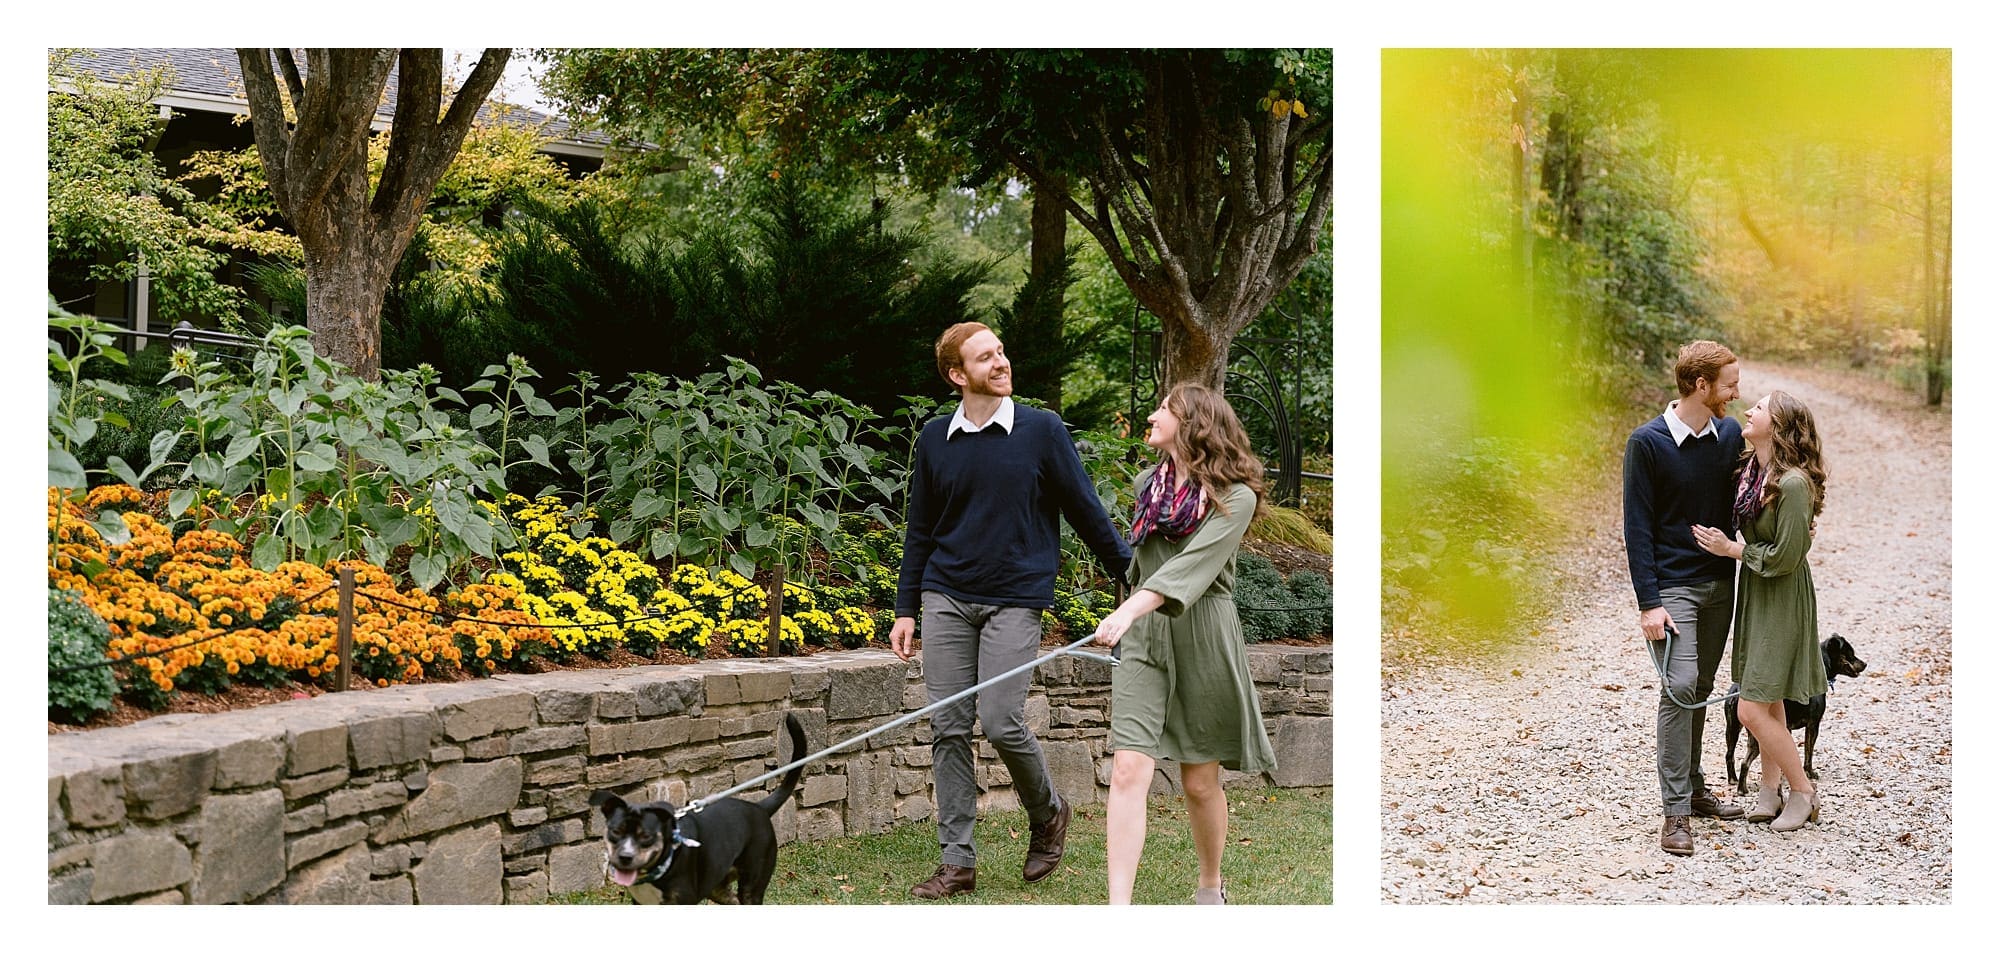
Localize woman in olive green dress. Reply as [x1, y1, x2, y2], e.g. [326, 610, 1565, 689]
[1091, 383, 1277, 905]
[1693, 390, 1828, 832]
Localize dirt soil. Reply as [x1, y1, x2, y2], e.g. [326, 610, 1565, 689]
[1380, 362, 1952, 903]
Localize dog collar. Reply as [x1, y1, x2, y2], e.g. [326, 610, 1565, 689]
[639, 827, 704, 886]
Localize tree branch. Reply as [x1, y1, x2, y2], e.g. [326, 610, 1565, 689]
[374, 49, 446, 224]
[1010, 149, 1140, 291]
[282, 49, 394, 219]
[375, 49, 509, 236]
[236, 49, 295, 208]
[275, 48, 306, 114]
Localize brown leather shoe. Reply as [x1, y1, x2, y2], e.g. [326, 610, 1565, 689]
[1659, 815, 1694, 856]
[1691, 790, 1746, 820]
[909, 864, 975, 900]
[1022, 796, 1072, 883]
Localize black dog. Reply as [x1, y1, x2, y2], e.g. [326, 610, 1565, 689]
[1724, 635, 1867, 794]
[589, 712, 808, 904]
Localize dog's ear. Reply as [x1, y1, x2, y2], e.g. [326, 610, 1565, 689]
[589, 790, 626, 818]
[639, 805, 678, 837]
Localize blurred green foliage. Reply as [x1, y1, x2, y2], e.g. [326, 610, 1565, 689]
[1382, 48, 1948, 648]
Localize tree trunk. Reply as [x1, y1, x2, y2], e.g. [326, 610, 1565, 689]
[1161, 314, 1230, 391]
[1010, 51, 1330, 394]
[1927, 163, 1952, 406]
[304, 233, 398, 382]
[236, 48, 507, 382]
[1012, 174, 1070, 413]
[1512, 55, 1536, 313]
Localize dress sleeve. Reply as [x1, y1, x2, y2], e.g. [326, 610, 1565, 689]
[1138, 484, 1256, 618]
[1740, 471, 1813, 578]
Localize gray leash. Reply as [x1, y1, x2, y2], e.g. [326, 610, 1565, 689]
[677, 631, 1118, 817]
[1651, 618, 1740, 711]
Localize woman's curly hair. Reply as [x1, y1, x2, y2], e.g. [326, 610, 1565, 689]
[1161, 382, 1269, 521]
[1738, 389, 1827, 527]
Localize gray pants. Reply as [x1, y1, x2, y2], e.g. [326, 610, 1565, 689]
[1647, 578, 1735, 815]
[921, 591, 1060, 868]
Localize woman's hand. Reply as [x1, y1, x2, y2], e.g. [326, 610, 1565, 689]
[1691, 524, 1743, 559]
[1093, 610, 1134, 648]
[1093, 589, 1167, 648]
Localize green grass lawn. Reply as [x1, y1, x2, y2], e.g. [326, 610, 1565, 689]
[548, 786, 1330, 906]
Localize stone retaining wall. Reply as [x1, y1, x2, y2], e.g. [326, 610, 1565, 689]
[48, 643, 1329, 904]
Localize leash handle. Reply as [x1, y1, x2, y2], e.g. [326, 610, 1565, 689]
[1653, 617, 1739, 711]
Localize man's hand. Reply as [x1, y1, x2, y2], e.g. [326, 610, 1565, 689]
[1640, 606, 1670, 642]
[889, 616, 918, 661]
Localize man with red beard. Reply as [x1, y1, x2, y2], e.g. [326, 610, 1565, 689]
[890, 322, 1132, 899]
[1623, 339, 1747, 857]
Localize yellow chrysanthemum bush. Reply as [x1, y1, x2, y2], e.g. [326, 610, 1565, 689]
[495, 495, 718, 659]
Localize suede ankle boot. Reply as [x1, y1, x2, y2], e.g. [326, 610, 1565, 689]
[1771, 788, 1819, 832]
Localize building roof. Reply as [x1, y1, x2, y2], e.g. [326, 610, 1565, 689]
[65, 48, 613, 160]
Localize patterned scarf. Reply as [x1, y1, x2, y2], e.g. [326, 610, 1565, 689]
[1732, 455, 1766, 533]
[1129, 457, 1208, 544]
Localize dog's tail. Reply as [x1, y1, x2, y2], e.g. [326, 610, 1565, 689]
[756, 713, 809, 817]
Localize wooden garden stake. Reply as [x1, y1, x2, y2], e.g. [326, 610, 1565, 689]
[334, 567, 355, 691]
[766, 562, 785, 658]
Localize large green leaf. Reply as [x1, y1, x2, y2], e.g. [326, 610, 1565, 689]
[105, 455, 142, 487]
[87, 379, 131, 402]
[91, 511, 132, 546]
[410, 552, 446, 592]
[521, 433, 552, 469]
[148, 430, 180, 469]
[48, 448, 86, 488]
[222, 433, 260, 468]
[458, 516, 496, 558]
[250, 530, 283, 571]
[296, 443, 340, 473]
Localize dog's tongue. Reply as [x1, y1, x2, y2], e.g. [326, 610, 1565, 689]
[611, 868, 639, 887]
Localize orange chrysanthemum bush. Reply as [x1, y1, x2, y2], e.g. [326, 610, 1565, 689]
[47, 488, 549, 709]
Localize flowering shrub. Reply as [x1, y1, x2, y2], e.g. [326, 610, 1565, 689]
[492, 494, 716, 659]
[46, 480, 899, 719]
[47, 488, 546, 707]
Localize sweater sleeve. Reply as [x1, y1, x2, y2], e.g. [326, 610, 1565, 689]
[895, 428, 938, 617]
[1139, 484, 1256, 618]
[1622, 432, 1662, 611]
[1740, 471, 1813, 578]
[1047, 419, 1133, 581]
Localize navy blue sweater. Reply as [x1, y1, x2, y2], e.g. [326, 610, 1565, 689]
[896, 405, 1132, 616]
[1622, 412, 1744, 610]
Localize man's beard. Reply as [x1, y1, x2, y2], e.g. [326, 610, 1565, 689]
[966, 373, 1011, 398]
[1704, 393, 1730, 419]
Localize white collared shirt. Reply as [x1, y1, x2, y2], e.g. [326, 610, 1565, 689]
[946, 396, 1015, 439]
[1662, 399, 1718, 445]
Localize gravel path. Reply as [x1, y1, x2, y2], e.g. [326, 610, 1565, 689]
[1381, 362, 1952, 903]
